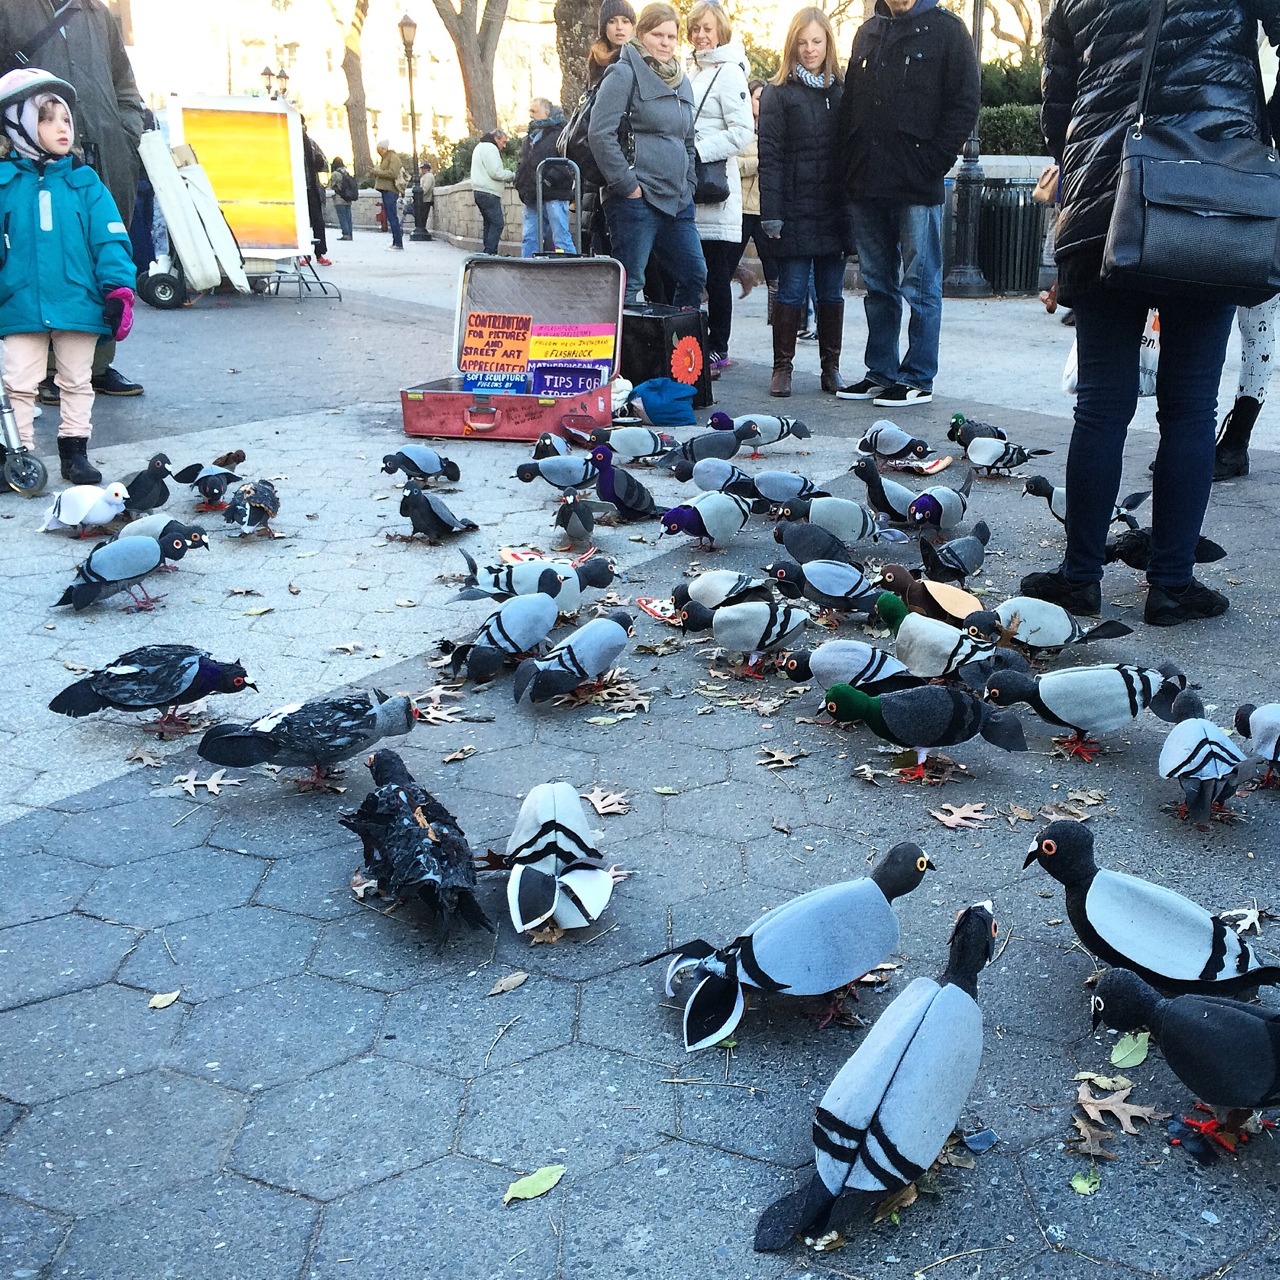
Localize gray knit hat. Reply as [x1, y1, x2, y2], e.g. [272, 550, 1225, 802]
[598, 0, 636, 38]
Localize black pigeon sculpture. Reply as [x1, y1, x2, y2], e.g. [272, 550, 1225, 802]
[173, 451, 246, 511]
[224, 479, 280, 535]
[198, 689, 417, 788]
[754, 903, 997, 1251]
[123, 453, 172, 514]
[1104, 527, 1227, 571]
[50, 644, 253, 734]
[1025, 820, 1280, 996]
[339, 750, 492, 934]
[399, 480, 477, 542]
[381, 445, 461, 484]
[772, 520, 853, 566]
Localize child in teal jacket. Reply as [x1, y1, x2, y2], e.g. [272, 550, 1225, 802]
[0, 68, 136, 486]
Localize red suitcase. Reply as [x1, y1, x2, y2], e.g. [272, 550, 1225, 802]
[401, 255, 624, 443]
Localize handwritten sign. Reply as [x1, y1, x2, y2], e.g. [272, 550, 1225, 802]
[530, 361, 609, 396]
[529, 322, 616, 363]
[463, 372, 528, 394]
[460, 311, 533, 373]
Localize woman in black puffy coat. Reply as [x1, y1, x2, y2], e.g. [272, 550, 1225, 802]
[758, 7, 846, 398]
[1021, 0, 1280, 627]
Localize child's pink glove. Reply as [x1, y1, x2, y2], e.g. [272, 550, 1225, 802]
[103, 287, 134, 341]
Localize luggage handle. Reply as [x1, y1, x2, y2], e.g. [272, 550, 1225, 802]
[463, 405, 499, 433]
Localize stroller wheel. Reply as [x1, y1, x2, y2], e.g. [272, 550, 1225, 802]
[4, 452, 48, 497]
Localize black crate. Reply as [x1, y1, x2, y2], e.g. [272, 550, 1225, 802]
[619, 305, 714, 411]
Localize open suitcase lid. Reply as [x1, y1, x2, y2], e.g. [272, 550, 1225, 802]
[452, 255, 625, 395]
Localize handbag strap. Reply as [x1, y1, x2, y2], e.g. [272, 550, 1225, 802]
[11, 0, 79, 69]
[693, 63, 725, 126]
[1134, 0, 1169, 128]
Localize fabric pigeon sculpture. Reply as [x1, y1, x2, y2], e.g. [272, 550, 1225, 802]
[447, 568, 564, 682]
[381, 444, 461, 484]
[660, 491, 751, 547]
[589, 444, 659, 520]
[1092, 967, 1280, 1145]
[658, 422, 753, 468]
[650, 842, 934, 1052]
[1023, 476, 1149, 529]
[966, 599, 1132, 651]
[588, 425, 673, 462]
[766, 559, 878, 617]
[679, 599, 807, 671]
[857, 420, 932, 465]
[173, 452, 246, 510]
[1024, 820, 1280, 996]
[399, 480, 477, 542]
[532, 432, 569, 460]
[919, 522, 991, 586]
[515, 455, 598, 493]
[1158, 690, 1248, 823]
[779, 496, 879, 545]
[892, 610, 1001, 681]
[339, 750, 492, 933]
[198, 689, 417, 787]
[680, 457, 757, 498]
[553, 490, 595, 549]
[123, 453, 172, 514]
[875, 568, 983, 626]
[724, 412, 812, 452]
[965, 438, 1052, 474]
[54, 521, 198, 611]
[848, 457, 918, 522]
[780, 640, 918, 695]
[457, 551, 615, 614]
[671, 570, 772, 612]
[39, 482, 129, 534]
[773, 520, 855, 566]
[513, 610, 633, 705]
[505, 782, 623, 933]
[947, 413, 1007, 448]
[754, 902, 997, 1251]
[825, 683, 1027, 779]
[906, 468, 974, 534]
[984, 662, 1184, 760]
[1235, 702, 1280, 786]
[1105, 527, 1226, 571]
[49, 644, 254, 734]
[224, 479, 280, 536]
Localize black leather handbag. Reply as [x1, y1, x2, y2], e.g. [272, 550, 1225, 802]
[692, 65, 731, 205]
[1102, 0, 1280, 306]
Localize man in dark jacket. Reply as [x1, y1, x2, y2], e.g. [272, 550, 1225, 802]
[514, 98, 576, 255]
[835, 0, 978, 407]
[0, 0, 146, 398]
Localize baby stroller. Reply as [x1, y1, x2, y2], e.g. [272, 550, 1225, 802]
[0, 384, 48, 496]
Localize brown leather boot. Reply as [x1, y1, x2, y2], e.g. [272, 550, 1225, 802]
[817, 301, 845, 394]
[770, 302, 801, 398]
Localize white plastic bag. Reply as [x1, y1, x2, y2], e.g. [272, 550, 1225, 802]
[1061, 309, 1159, 399]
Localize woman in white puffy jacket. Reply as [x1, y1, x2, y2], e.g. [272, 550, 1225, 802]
[686, 3, 753, 370]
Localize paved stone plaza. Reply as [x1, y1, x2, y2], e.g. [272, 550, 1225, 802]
[1, 235, 1278, 1280]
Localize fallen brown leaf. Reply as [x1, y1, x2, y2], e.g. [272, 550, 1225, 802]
[288, 582, 301, 595]
[443, 745, 475, 764]
[147, 990, 181, 1009]
[1076, 1082, 1170, 1135]
[350, 869, 380, 900]
[228, 587, 262, 597]
[487, 970, 529, 996]
[530, 922, 566, 945]
[171, 768, 242, 797]
[872, 1182, 918, 1223]
[126, 748, 161, 768]
[758, 748, 807, 770]
[1067, 1114, 1118, 1160]
[929, 802, 993, 830]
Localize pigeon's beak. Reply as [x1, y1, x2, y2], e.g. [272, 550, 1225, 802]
[1022, 846, 1038, 870]
[925, 857, 937, 871]
[1091, 1002, 1103, 1032]
[245, 681, 258, 691]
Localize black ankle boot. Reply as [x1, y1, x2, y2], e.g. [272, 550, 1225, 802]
[1213, 395, 1261, 481]
[58, 437, 101, 485]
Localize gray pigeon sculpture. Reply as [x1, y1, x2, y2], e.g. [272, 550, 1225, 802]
[513, 610, 633, 705]
[754, 903, 996, 1250]
[651, 843, 935, 1052]
[381, 444, 460, 484]
[779, 496, 879, 546]
[1234, 702, 1280, 787]
[1158, 690, 1248, 823]
[54, 521, 199, 611]
[448, 568, 564, 682]
[919, 521, 990, 586]
[780, 640, 918, 695]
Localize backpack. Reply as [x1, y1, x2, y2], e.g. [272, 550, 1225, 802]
[558, 66, 636, 191]
[337, 171, 359, 202]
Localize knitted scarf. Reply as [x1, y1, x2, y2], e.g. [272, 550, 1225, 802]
[793, 64, 829, 89]
[630, 37, 684, 89]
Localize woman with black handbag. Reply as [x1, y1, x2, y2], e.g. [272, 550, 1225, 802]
[686, 2, 753, 372]
[1021, 0, 1280, 627]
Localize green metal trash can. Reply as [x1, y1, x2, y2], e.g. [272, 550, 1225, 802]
[977, 178, 1049, 295]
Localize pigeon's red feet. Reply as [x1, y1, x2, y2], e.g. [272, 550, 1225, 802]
[1054, 732, 1100, 763]
[143, 709, 192, 736]
[1258, 768, 1280, 791]
[295, 765, 345, 793]
[816, 984, 859, 1030]
[897, 763, 929, 783]
[194, 501, 228, 513]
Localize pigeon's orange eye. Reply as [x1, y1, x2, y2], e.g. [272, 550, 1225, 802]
[786, 660, 797, 672]
[1041, 838, 1057, 856]
[233, 677, 244, 687]
[988, 687, 1000, 699]
[776, 569, 785, 578]
[990, 920, 998, 938]
[826, 701, 837, 714]
[915, 856, 928, 873]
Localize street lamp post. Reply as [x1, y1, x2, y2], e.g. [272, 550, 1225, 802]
[942, 0, 991, 298]
[261, 66, 289, 100]
[399, 13, 431, 242]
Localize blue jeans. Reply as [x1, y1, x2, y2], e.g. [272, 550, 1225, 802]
[1066, 291, 1234, 587]
[521, 201, 574, 256]
[849, 201, 943, 391]
[335, 203, 353, 238]
[474, 192, 504, 254]
[603, 196, 707, 308]
[380, 189, 402, 247]
[776, 254, 844, 308]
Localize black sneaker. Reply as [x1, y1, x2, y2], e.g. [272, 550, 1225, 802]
[37, 378, 60, 406]
[91, 367, 144, 396]
[1144, 579, 1229, 626]
[874, 383, 933, 407]
[835, 377, 887, 401]
[1019, 567, 1102, 617]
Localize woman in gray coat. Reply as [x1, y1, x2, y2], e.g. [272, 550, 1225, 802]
[588, 1, 707, 307]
